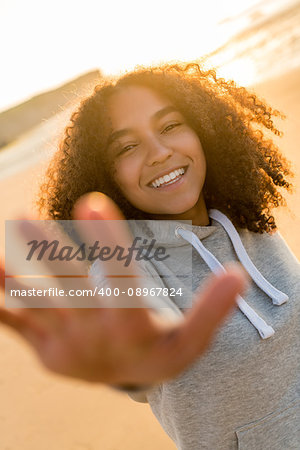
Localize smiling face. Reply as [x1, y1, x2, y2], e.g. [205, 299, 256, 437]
[106, 85, 209, 224]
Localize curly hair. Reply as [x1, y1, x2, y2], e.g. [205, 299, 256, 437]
[37, 62, 293, 233]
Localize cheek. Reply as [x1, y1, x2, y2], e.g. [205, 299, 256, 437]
[178, 130, 204, 158]
[190, 135, 206, 166]
[198, 147, 206, 173]
[186, 136, 206, 171]
[113, 159, 139, 191]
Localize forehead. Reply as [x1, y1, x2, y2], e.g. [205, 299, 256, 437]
[106, 85, 174, 128]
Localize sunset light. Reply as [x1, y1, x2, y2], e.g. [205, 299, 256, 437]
[0, 0, 285, 112]
[217, 58, 256, 86]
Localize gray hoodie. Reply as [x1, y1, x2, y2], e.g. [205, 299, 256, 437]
[90, 209, 300, 449]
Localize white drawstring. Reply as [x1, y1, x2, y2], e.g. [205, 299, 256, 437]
[209, 210, 289, 306]
[175, 226, 275, 339]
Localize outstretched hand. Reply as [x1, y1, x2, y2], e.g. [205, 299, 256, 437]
[0, 193, 248, 387]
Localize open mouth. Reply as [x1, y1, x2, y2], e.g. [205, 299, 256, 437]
[148, 165, 188, 189]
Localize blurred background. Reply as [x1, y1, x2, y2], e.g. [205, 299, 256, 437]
[0, 0, 299, 448]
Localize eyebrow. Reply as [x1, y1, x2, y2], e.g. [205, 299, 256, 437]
[107, 105, 178, 146]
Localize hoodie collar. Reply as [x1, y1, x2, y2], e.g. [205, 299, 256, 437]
[129, 209, 288, 340]
[127, 219, 217, 248]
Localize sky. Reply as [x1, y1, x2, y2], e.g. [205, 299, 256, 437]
[0, 0, 281, 112]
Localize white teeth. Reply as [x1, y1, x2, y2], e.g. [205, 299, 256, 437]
[150, 167, 186, 188]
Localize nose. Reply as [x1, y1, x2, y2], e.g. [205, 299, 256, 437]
[145, 137, 173, 166]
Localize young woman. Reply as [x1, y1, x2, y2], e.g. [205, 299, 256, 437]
[1, 63, 299, 449]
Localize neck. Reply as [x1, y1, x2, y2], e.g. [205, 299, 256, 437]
[150, 193, 210, 226]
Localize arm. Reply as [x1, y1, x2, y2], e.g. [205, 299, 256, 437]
[0, 193, 248, 390]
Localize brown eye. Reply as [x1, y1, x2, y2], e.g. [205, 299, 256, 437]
[118, 144, 137, 155]
[162, 122, 181, 133]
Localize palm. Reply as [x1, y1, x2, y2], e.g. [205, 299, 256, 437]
[0, 192, 247, 386]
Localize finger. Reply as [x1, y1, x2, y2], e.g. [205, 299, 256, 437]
[74, 192, 126, 222]
[18, 219, 90, 284]
[73, 193, 149, 311]
[4, 269, 56, 307]
[184, 264, 248, 341]
[3, 239, 81, 340]
[0, 307, 47, 347]
[154, 264, 248, 378]
[3, 251, 73, 329]
[15, 219, 98, 309]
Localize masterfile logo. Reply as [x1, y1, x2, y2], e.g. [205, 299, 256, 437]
[25, 237, 170, 266]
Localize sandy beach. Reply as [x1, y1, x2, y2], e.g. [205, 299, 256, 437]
[0, 68, 299, 449]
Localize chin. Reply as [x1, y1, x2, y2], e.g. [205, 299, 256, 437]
[171, 199, 200, 214]
[156, 205, 197, 216]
